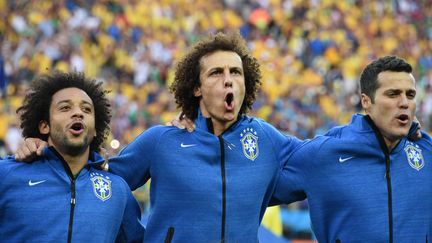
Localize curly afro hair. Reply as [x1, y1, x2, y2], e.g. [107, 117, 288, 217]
[17, 71, 111, 152]
[170, 31, 262, 120]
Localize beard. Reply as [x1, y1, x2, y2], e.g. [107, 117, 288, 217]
[49, 124, 94, 157]
[59, 137, 92, 156]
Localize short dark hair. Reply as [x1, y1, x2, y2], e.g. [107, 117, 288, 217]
[17, 71, 111, 152]
[360, 55, 412, 101]
[170, 31, 262, 119]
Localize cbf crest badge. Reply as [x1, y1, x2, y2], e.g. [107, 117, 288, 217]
[90, 173, 112, 201]
[240, 127, 259, 161]
[404, 143, 425, 171]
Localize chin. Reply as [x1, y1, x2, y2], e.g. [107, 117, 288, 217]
[395, 130, 410, 138]
[65, 143, 89, 155]
[224, 115, 237, 122]
[67, 137, 91, 148]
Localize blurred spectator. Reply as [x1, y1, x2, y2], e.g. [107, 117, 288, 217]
[5, 121, 22, 154]
[0, 55, 6, 96]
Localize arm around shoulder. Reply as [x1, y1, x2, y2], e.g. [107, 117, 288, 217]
[270, 137, 326, 205]
[257, 119, 304, 168]
[109, 125, 165, 190]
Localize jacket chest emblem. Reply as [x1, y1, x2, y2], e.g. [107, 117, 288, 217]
[240, 127, 259, 161]
[90, 173, 112, 201]
[404, 144, 425, 171]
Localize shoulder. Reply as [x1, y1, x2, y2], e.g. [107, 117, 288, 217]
[0, 157, 15, 176]
[0, 156, 46, 183]
[238, 116, 303, 146]
[296, 135, 331, 152]
[324, 125, 347, 138]
[420, 131, 432, 141]
[0, 156, 18, 164]
[324, 114, 375, 140]
[0, 156, 26, 175]
[281, 136, 331, 171]
[135, 125, 187, 140]
[286, 135, 345, 167]
[126, 125, 185, 151]
[242, 116, 283, 135]
[138, 125, 173, 137]
[415, 131, 432, 148]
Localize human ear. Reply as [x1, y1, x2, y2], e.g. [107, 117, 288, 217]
[194, 87, 202, 97]
[361, 93, 371, 111]
[38, 121, 50, 135]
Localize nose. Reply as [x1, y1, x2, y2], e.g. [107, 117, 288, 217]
[224, 70, 233, 88]
[71, 106, 84, 119]
[399, 94, 409, 108]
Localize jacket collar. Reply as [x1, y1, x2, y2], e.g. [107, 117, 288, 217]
[350, 113, 411, 153]
[194, 108, 244, 135]
[43, 146, 103, 177]
[349, 113, 419, 137]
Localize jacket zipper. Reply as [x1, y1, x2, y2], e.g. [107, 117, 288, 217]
[164, 227, 175, 243]
[50, 147, 78, 243]
[218, 136, 226, 243]
[365, 116, 393, 243]
[384, 155, 393, 243]
[206, 117, 230, 242]
[68, 177, 76, 243]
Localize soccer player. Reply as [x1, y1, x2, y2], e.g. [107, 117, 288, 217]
[108, 31, 304, 242]
[271, 56, 432, 242]
[0, 71, 144, 242]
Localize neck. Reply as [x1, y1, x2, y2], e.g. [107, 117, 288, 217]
[383, 137, 400, 151]
[51, 143, 90, 175]
[212, 119, 233, 136]
[363, 115, 401, 152]
[199, 107, 236, 136]
[62, 150, 90, 175]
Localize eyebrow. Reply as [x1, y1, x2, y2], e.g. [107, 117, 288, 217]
[384, 88, 417, 94]
[207, 66, 243, 72]
[56, 100, 93, 106]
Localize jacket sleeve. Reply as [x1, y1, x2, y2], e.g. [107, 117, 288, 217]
[115, 185, 145, 243]
[109, 125, 162, 190]
[257, 120, 304, 168]
[257, 120, 306, 205]
[270, 138, 322, 205]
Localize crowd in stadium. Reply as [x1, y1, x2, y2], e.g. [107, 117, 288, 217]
[0, 0, 431, 240]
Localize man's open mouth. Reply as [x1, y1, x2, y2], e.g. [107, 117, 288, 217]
[396, 114, 409, 124]
[225, 93, 234, 111]
[397, 114, 409, 121]
[69, 122, 84, 134]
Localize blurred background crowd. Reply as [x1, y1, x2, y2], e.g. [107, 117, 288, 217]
[0, 0, 431, 241]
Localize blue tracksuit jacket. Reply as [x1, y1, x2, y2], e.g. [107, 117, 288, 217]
[0, 147, 144, 243]
[272, 114, 432, 242]
[109, 111, 302, 242]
